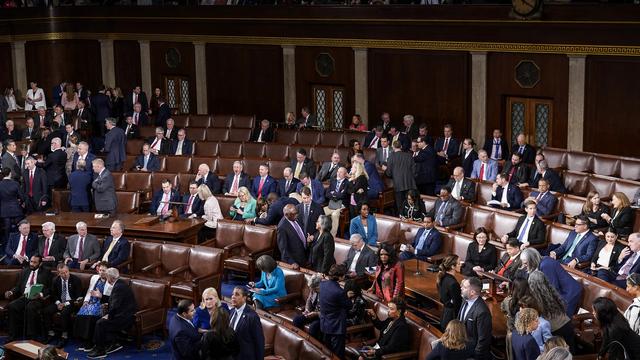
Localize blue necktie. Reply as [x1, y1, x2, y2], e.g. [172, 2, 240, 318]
[562, 233, 583, 260]
[416, 229, 430, 252]
[518, 217, 531, 242]
[143, 156, 148, 169]
[437, 201, 447, 223]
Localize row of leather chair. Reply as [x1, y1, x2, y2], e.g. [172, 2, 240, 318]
[561, 170, 640, 201]
[542, 147, 640, 181]
[53, 189, 141, 214]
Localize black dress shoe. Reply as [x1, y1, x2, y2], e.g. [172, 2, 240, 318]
[105, 343, 123, 354]
[87, 348, 107, 359]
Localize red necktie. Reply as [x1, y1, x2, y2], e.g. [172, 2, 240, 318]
[78, 236, 84, 260]
[162, 194, 170, 215]
[43, 237, 50, 257]
[151, 138, 158, 149]
[479, 163, 485, 181]
[508, 166, 516, 182]
[28, 271, 36, 286]
[134, 113, 139, 125]
[231, 175, 239, 194]
[257, 177, 265, 199]
[20, 235, 27, 257]
[443, 138, 449, 152]
[29, 171, 34, 197]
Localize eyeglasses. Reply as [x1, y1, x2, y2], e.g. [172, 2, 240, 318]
[629, 276, 639, 286]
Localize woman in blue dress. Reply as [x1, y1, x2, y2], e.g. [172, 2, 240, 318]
[248, 255, 286, 310]
[192, 287, 229, 332]
[74, 262, 112, 351]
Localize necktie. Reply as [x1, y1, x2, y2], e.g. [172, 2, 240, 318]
[62, 279, 69, 302]
[336, 180, 342, 192]
[294, 162, 302, 179]
[29, 171, 34, 197]
[455, 181, 462, 198]
[143, 156, 149, 169]
[20, 235, 27, 257]
[102, 238, 118, 261]
[494, 140, 501, 159]
[518, 218, 531, 242]
[176, 141, 183, 155]
[619, 252, 639, 278]
[304, 204, 310, 231]
[186, 195, 194, 214]
[231, 309, 240, 330]
[257, 130, 263, 142]
[126, 124, 131, 135]
[416, 229, 430, 252]
[443, 138, 449, 152]
[231, 175, 239, 194]
[286, 179, 291, 191]
[134, 93, 138, 105]
[78, 236, 84, 260]
[437, 201, 447, 223]
[134, 113, 139, 125]
[162, 193, 170, 215]
[329, 164, 335, 175]
[519, 145, 524, 155]
[508, 165, 516, 181]
[536, 192, 543, 201]
[459, 301, 468, 320]
[78, 109, 82, 117]
[563, 232, 583, 260]
[43, 237, 50, 257]
[292, 221, 306, 247]
[370, 137, 378, 148]
[257, 177, 265, 198]
[28, 271, 36, 286]
[384, 148, 388, 161]
[479, 163, 485, 180]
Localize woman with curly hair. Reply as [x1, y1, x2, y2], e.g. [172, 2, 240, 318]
[369, 243, 404, 302]
[512, 307, 541, 360]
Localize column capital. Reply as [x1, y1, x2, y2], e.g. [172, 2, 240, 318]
[11, 41, 26, 49]
[98, 39, 113, 44]
[192, 41, 206, 47]
[138, 40, 150, 46]
[567, 54, 587, 60]
[470, 51, 488, 57]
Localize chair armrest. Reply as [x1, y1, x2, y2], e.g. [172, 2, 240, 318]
[140, 261, 162, 273]
[192, 272, 218, 283]
[223, 242, 244, 252]
[248, 248, 274, 258]
[274, 292, 301, 305]
[200, 239, 216, 247]
[445, 222, 465, 231]
[381, 351, 418, 360]
[115, 259, 133, 271]
[167, 264, 189, 276]
[346, 322, 374, 335]
[540, 212, 560, 221]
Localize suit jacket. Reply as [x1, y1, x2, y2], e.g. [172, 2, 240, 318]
[539, 257, 582, 316]
[250, 175, 277, 199]
[363, 132, 384, 148]
[276, 178, 300, 198]
[296, 201, 323, 237]
[483, 137, 510, 161]
[68, 169, 93, 208]
[125, 91, 149, 114]
[255, 197, 299, 226]
[471, 159, 499, 182]
[71, 152, 96, 173]
[223, 172, 251, 194]
[491, 184, 524, 211]
[512, 143, 536, 164]
[411, 227, 442, 261]
[325, 178, 349, 208]
[0, 179, 24, 218]
[101, 236, 131, 268]
[529, 191, 557, 217]
[122, 123, 140, 139]
[129, 111, 149, 127]
[108, 279, 137, 320]
[349, 215, 378, 246]
[22, 167, 48, 202]
[372, 317, 411, 358]
[90, 93, 112, 133]
[146, 137, 171, 156]
[232, 305, 264, 360]
[296, 114, 317, 128]
[389, 133, 411, 152]
[11, 266, 51, 297]
[92, 169, 117, 213]
[507, 215, 546, 245]
[51, 274, 83, 304]
[375, 146, 392, 167]
[528, 169, 566, 193]
[75, 107, 93, 130]
[133, 154, 161, 172]
[554, 231, 599, 264]
[196, 172, 221, 195]
[170, 139, 193, 155]
[34, 113, 53, 130]
[2, 152, 21, 181]
[41, 148, 67, 188]
[309, 232, 336, 274]
[413, 146, 437, 184]
[319, 279, 350, 335]
[180, 193, 203, 217]
[435, 137, 460, 161]
[37, 233, 67, 263]
[64, 234, 101, 262]
[385, 151, 416, 192]
[364, 160, 384, 197]
[250, 127, 274, 142]
[276, 217, 308, 266]
[169, 314, 201, 360]
[150, 189, 181, 215]
[495, 253, 522, 281]
[4, 232, 38, 264]
[104, 126, 127, 168]
[342, 245, 377, 276]
[290, 158, 316, 180]
[155, 103, 171, 127]
[446, 178, 476, 202]
[503, 161, 530, 185]
[429, 198, 463, 227]
[21, 127, 41, 141]
[163, 126, 179, 141]
[610, 207, 634, 236]
[462, 242, 498, 276]
[316, 161, 342, 182]
[400, 200, 427, 222]
[295, 180, 326, 204]
[591, 240, 625, 269]
[460, 297, 493, 360]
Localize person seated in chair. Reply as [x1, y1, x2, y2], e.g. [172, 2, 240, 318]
[470, 150, 498, 182]
[63, 221, 101, 270]
[37, 222, 67, 269]
[399, 189, 427, 222]
[97, 221, 130, 269]
[523, 178, 557, 217]
[597, 232, 640, 288]
[501, 200, 546, 249]
[399, 215, 441, 262]
[502, 152, 530, 186]
[180, 181, 203, 218]
[527, 159, 566, 193]
[446, 166, 477, 203]
[357, 297, 410, 360]
[4, 220, 38, 266]
[490, 173, 524, 211]
[170, 129, 193, 156]
[150, 179, 181, 217]
[43, 263, 83, 347]
[429, 186, 464, 228]
[223, 161, 251, 197]
[132, 143, 160, 172]
[549, 215, 598, 269]
[248, 255, 286, 310]
[146, 127, 171, 156]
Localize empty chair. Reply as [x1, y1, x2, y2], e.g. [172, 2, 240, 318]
[216, 158, 237, 178]
[177, 172, 197, 191]
[587, 175, 616, 201]
[562, 170, 590, 196]
[126, 139, 145, 155]
[228, 128, 252, 142]
[265, 143, 289, 161]
[110, 172, 127, 191]
[187, 127, 208, 142]
[206, 128, 229, 142]
[559, 195, 588, 218]
[567, 152, 594, 173]
[217, 142, 243, 158]
[243, 142, 265, 159]
[296, 131, 321, 146]
[275, 129, 297, 144]
[195, 141, 218, 156]
[211, 115, 232, 128]
[614, 179, 640, 203]
[320, 131, 345, 148]
[232, 115, 255, 129]
[268, 161, 289, 179]
[541, 147, 568, 170]
[165, 156, 192, 173]
[116, 191, 140, 213]
[593, 155, 621, 177]
[172, 115, 189, 128]
[620, 159, 640, 181]
[188, 115, 210, 128]
[139, 126, 156, 139]
[310, 146, 338, 163]
[124, 172, 152, 194]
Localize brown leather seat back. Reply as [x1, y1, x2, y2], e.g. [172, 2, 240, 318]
[232, 115, 255, 129]
[160, 243, 190, 274]
[260, 317, 278, 350]
[342, 131, 367, 148]
[399, 221, 423, 245]
[476, 182, 494, 206]
[333, 239, 351, 265]
[614, 179, 640, 204]
[165, 156, 192, 173]
[268, 161, 290, 179]
[177, 173, 197, 192]
[593, 155, 621, 177]
[243, 143, 265, 159]
[452, 234, 474, 259]
[541, 148, 567, 170]
[188, 115, 211, 128]
[320, 131, 345, 148]
[192, 157, 217, 174]
[111, 172, 127, 190]
[0, 269, 23, 294]
[215, 220, 245, 249]
[211, 115, 232, 128]
[562, 170, 589, 196]
[188, 127, 208, 142]
[492, 210, 520, 240]
[206, 128, 229, 142]
[281, 267, 305, 297]
[265, 143, 290, 161]
[132, 241, 162, 273]
[131, 278, 167, 309]
[418, 324, 441, 359]
[547, 224, 573, 245]
[172, 115, 189, 128]
[195, 142, 218, 156]
[439, 232, 455, 255]
[228, 128, 252, 142]
[70, 270, 94, 292]
[567, 152, 594, 173]
[217, 142, 242, 158]
[405, 317, 425, 358]
[310, 146, 337, 163]
[139, 126, 156, 139]
[273, 326, 304, 359]
[297, 131, 321, 147]
[620, 159, 640, 181]
[609, 287, 633, 310]
[577, 277, 612, 313]
[463, 207, 495, 234]
[275, 129, 298, 145]
[52, 190, 71, 212]
[421, 195, 438, 213]
[299, 340, 329, 360]
[152, 173, 179, 194]
[375, 215, 401, 245]
[243, 224, 275, 255]
[124, 172, 152, 193]
[116, 191, 139, 213]
[216, 158, 236, 176]
[188, 246, 223, 278]
[215, 195, 237, 219]
[587, 176, 615, 200]
[242, 158, 264, 178]
[559, 195, 586, 217]
[124, 155, 137, 172]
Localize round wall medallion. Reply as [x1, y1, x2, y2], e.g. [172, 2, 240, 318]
[515, 60, 541, 88]
[165, 48, 182, 69]
[315, 53, 335, 78]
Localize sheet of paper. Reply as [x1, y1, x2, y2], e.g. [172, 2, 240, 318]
[13, 341, 41, 354]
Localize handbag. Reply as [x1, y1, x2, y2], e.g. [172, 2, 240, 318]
[599, 340, 631, 360]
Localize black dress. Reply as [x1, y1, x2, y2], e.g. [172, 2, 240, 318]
[399, 200, 427, 222]
[582, 204, 610, 230]
[438, 273, 461, 329]
[461, 242, 498, 277]
[610, 207, 634, 236]
[348, 175, 369, 218]
[200, 330, 240, 360]
[599, 326, 640, 360]
[309, 232, 336, 274]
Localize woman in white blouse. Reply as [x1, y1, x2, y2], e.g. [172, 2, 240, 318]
[197, 183, 223, 243]
[4, 88, 22, 111]
[590, 228, 624, 277]
[25, 81, 46, 111]
[625, 273, 640, 335]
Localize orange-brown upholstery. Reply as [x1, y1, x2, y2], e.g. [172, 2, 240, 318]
[228, 128, 252, 142]
[164, 156, 192, 173]
[232, 115, 255, 129]
[130, 278, 168, 348]
[211, 115, 232, 128]
[243, 142, 266, 158]
[320, 131, 345, 148]
[620, 159, 640, 181]
[218, 142, 243, 158]
[567, 152, 594, 173]
[206, 128, 229, 142]
[116, 191, 140, 214]
[593, 155, 621, 177]
[188, 127, 208, 142]
[275, 129, 298, 145]
[188, 115, 211, 128]
[265, 143, 290, 161]
[195, 141, 218, 156]
[170, 246, 224, 303]
[296, 131, 321, 146]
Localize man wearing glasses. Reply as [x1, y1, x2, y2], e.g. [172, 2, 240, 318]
[549, 215, 598, 268]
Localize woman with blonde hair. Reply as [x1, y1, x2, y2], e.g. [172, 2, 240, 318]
[192, 287, 229, 332]
[110, 86, 125, 121]
[512, 307, 541, 360]
[229, 186, 256, 220]
[426, 319, 473, 359]
[436, 254, 462, 329]
[62, 83, 79, 110]
[197, 184, 223, 242]
[348, 161, 369, 218]
[602, 192, 634, 236]
[284, 111, 296, 128]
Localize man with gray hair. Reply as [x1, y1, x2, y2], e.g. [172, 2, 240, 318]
[250, 119, 274, 143]
[528, 159, 567, 193]
[343, 234, 377, 277]
[88, 267, 136, 359]
[402, 114, 418, 140]
[64, 221, 100, 270]
[71, 141, 96, 173]
[103, 118, 126, 171]
[147, 126, 170, 155]
[223, 160, 250, 196]
[40, 137, 67, 189]
[38, 221, 67, 268]
[92, 158, 117, 215]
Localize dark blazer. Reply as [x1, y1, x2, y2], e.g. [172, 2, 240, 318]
[64, 234, 101, 262]
[100, 236, 131, 268]
[554, 230, 599, 264]
[413, 145, 437, 185]
[319, 279, 350, 335]
[529, 169, 566, 193]
[104, 126, 127, 169]
[71, 152, 96, 173]
[232, 305, 264, 360]
[296, 114, 317, 128]
[483, 137, 510, 161]
[4, 231, 38, 265]
[512, 143, 536, 164]
[435, 137, 460, 161]
[255, 197, 299, 226]
[410, 227, 442, 261]
[399, 199, 427, 222]
[364, 160, 384, 197]
[495, 253, 522, 280]
[491, 184, 524, 211]
[583, 204, 610, 230]
[133, 154, 161, 172]
[0, 178, 24, 218]
[446, 178, 476, 202]
[169, 314, 201, 360]
[296, 201, 323, 238]
[51, 274, 83, 303]
[129, 112, 149, 127]
[2, 152, 22, 181]
[223, 172, 251, 194]
[438, 273, 462, 329]
[461, 242, 498, 276]
[125, 91, 148, 114]
[460, 297, 493, 360]
[309, 232, 336, 274]
[591, 240, 625, 269]
[375, 146, 392, 167]
[34, 113, 53, 130]
[180, 193, 203, 217]
[460, 150, 479, 178]
[108, 279, 137, 321]
[429, 198, 464, 227]
[68, 169, 93, 208]
[145, 137, 171, 156]
[372, 317, 411, 359]
[290, 158, 316, 180]
[150, 189, 181, 215]
[12, 266, 51, 297]
[41, 148, 68, 188]
[196, 172, 221, 195]
[511, 332, 540, 360]
[21, 127, 41, 141]
[325, 178, 349, 208]
[250, 175, 277, 199]
[528, 191, 557, 217]
[347, 174, 368, 207]
[75, 107, 93, 130]
[507, 215, 546, 245]
[295, 179, 326, 205]
[610, 207, 634, 236]
[363, 132, 384, 148]
[170, 139, 193, 156]
[155, 103, 171, 127]
[91, 93, 112, 133]
[389, 133, 411, 152]
[163, 126, 179, 141]
[22, 167, 48, 202]
[385, 151, 416, 192]
[503, 161, 530, 185]
[250, 127, 274, 142]
[539, 257, 582, 316]
[122, 123, 140, 139]
[277, 178, 300, 198]
[342, 245, 377, 276]
[37, 233, 67, 264]
[276, 217, 308, 266]
[316, 161, 342, 182]
[402, 124, 419, 141]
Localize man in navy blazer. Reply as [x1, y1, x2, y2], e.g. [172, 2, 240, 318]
[399, 215, 442, 261]
[180, 181, 203, 218]
[223, 161, 251, 196]
[195, 163, 221, 194]
[169, 299, 201, 360]
[513, 134, 536, 164]
[170, 129, 193, 156]
[250, 164, 277, 200]
[550, 215, 598, 268]
[4, 220, 38, 266]
[490, 173, 524, 211]
[434, 124, 460, 164]
[482, 129, 510, 161]
[277, 167, 300, 199]
[471, 150, 499, 182]
[290, 148, 316, 180]
[150, 179, 181, 216]
[252, 193, 299, 226]
[528, 160, 566, 193]
[295, 173, 325, 205]
[230, 286, 264, 360]
[296, 187, 323, 237]
[68, 162, 93, 212]
[154, 98, 171, 128]
[276, 204, 308, 268]
[388, 126, 411, 152]
[132, 144, 160, 172]
[414, 136, 438, 196]
[71, 142, 96, 173]
[104, 118, 126, 171]
[597, 233, 640, 288]
[98, 221, 130, 269]
[525, 178, 558, 217]
[319, 265, 351, 359]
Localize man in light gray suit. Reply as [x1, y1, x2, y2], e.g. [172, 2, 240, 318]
[64, 221, 101, 270]
[375, 137, 391, 168]
[428, 186, 464, 227]
[91, 159, 117, 216]
[383, 140, 417, 214]
[316, 152, 343, 182]
[103, 118, 126, 171]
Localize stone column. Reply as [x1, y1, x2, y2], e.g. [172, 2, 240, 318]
[470, 52, 488, 146]
[282, 45, 296, 116]
[567, 55, 586, 151]
[139, 40, 152, 98]
[99, 39, 116, 88]
[353, 48, 368, 127]
[193, 41, 208, 115]
[10, 41, 27, 102]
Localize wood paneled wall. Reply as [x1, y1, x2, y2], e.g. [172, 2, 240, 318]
[368, 49, 470, 137]
[0, 43, 13, 95]
[486, 53, 568, 149]
[149, 42, 196, 113]
[584, 56, 640, 157]
[114, 40, 142, 93]
[206, 44, 283, 122]
[295, 46, 354, 128]
[24, 40, 102, 106]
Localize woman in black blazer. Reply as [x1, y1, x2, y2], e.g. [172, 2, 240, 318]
[359, 297, 410, 360]
[348, 162, 369, 218]
[590, 228, 625, 275]
[581, 191, 610, 230]
[461, 227, 497, 277]
[602, 192, 634, 237]
[399, 189, 427, 222]
[437, 255, 462, 330]
[308, 215, 336, 274]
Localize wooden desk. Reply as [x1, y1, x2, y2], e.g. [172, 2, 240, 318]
[27, 212, 205, 244]
[4, 340, 68, 359]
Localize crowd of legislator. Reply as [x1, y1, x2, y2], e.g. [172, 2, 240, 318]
[1, 81, 640, 360]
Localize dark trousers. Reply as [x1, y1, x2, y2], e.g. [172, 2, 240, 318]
[551, 320, 576, 353]
[198, 226, 216, 243]
[24, 196, 41, 214]
[292, 315, 321, 339]
[596, 269, 627, 288]
[43, 303, 74, 335]
[324, 333, 346, 359]
[417, 182, 435, 196]
[71, 205, 90, 212]
[93, 315, 134, 349]
[8, 296, 44, 338]
[394, 190, 408, 215]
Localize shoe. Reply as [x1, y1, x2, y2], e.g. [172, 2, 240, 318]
[78, 342, 93, 351]
[105, 343, 123, 354]
[87, 348, 107, 359]
[56, 338, 67, 348]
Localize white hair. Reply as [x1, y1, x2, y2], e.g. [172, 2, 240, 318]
[106, 267, 120, 280]
[76, 221, 87, 230]
[42, 222, 56, 231]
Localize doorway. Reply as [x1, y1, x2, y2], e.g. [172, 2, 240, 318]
[506, 97, 553, 148]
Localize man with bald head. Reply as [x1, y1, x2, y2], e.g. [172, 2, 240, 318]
[513, 133, 536, 164]
[39, 137, 67, 189]
[276, 204, 308, 269]
[195, 163, 220, 194]
[446, 166, 476, 202]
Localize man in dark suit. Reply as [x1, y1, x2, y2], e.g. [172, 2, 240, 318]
[0, 167, 24, 242]
[37, 222, 67, 269]
[68, 160, 93, 212]
[525, 178, 558, 217]
[169, 299, 201, 360]
[34, 107, 52, 130]
[446, 166, 476, 202]
[122, 115, 140, 139]
[513, 133, 536, 165]
[459, 277, 492, 360]
[229, 286, 264, 360]
[38, 137, 67, 189]
[528, 159, 566, 193]
[251, 193, 299, 226]
[22, 117, 41, 141]
[104, 118, 126, 171]
[4, 220, 38, 266]
[98, 221, 130, 269]
[399, 215, 442, 261]
[2, 140, 22, 181]
[150, 179, 181, 217]
[435, 124, 460, 164]
[343, 234, 377, 277]
[597, 233, 640, 288]
[491, 173, 524, 211]
[250, 119, 274, 143]
[295, 173, 326, 205]
[501, 200, 546, 248]
[375, 137, 392, 167]
[88, 267, 137, 359]
[316, 152, 343, 182]
[324, 167, 349, 236]
[43, 263, 82, 346]
[74, 100, 92, 131]
[62, 123, 81, 148]
[52, 82, 65, 106]
[92, 159, 117, 216]
[63, 222, 101, 269]
[290, 148, 316, 180]
[171, 129, 193, 155]
[413, 136, 437, 196]
[277, 167, 299, 198]
[429, 187, 463, 228]
[5, 255, 51, 341]
[71, 142, 95, 174]
[250, 163, 277, 200]
[146, 127, 171, 156]
[502, 152, 530, 185]
[402, 114, 419, 140]
[319, 264, 351, 360]
[277, 204, 308, 268]
[90, 87, 112, 137]
[378, 112, 392, 135]
[296, 106, 317, 129]
[180, 181, 203, 218]
[482, 128, 510, 161]
[388, 126, 410, 152]
[195, 163, 221, 194]
[163, 118, 179, 140]
[22, 157, 48, 214]
[125, 86, 149, 115]
[133, 144, 161, 172]
[384, 140, 416, 213]
[296, 187, 323, 237]
[76, 82, 89, 102]
[363, 126, 385, 149]
[130, 102, 149, 126]
[223, 161, 251, 196]
[155, 98, 171, 128]
[550, 215, 598, 268]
